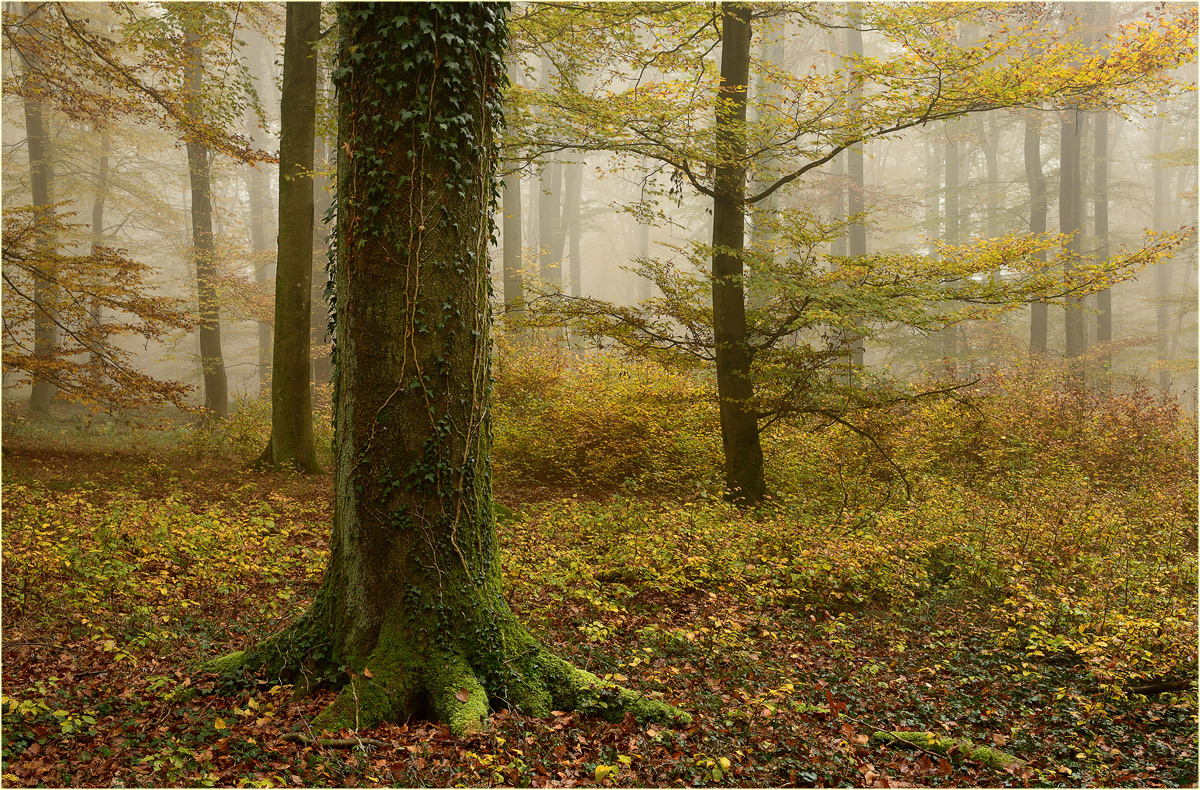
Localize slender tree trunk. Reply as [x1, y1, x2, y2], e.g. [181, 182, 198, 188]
[538, 57, 562, 290]
[830, 151, 846, 258]
[711, 2, 764, 505]
[636, 218, 651, 301]
[1094, 110, 1111, 366]
[1025, 119, 1048, 354]
[502, 167, 524, 315]
[564, 162, 582, 298]
[256, 2, 322, 473]
[846, 11, 866, 370]
[941, 122, 960, 369]
[182, 8, 228, 418]
[214, 3, 684, 736]
[22, 5, 57, 412]
[244, 31, 276, 395]
[1153, 104, 1172, 393]
[89, 133, 110, 369]
[925, 137, 939, 258]
[246, 157, 273, 393]
[1062, 109, 1086, 361]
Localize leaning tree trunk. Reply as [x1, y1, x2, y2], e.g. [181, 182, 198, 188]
[711, 2, 765, 505]
[206, 2, 686, 736]
[256, 2, 322, 474]
[182, 8, 229, 419]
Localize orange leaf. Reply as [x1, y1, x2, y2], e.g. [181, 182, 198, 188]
[455, 688, 470, 703]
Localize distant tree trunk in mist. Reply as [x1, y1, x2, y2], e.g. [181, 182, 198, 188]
[257, 2, 322, 473]
[244, 30, 276, 394]
[539, 159, 562, 288]
[22, 4, 57, 413]
[941, 122, 961, 369]
[711, 3, 764, 505]
[502, 167, 524, 315]
[1025, 118, 1048, 354]
[637, 218, 650, 301]
[983, 117, 1001, 239]
[846, 11, 866, 370]
[1153, 104, 1172, 393]
[183, 8, 228, 419]
[924, 137, 940, 258]
[564, 162, 582, 298]
[1094, 110, 1111, 365]
[89, 133, 110, 369]
[830, 151, 846, 258]
[538, 57, 563, 290]
[245, 152, 273, 393]
[1061, 109, 1086, 361]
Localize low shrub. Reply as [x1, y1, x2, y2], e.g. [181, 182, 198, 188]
[492, 340, 722, 494]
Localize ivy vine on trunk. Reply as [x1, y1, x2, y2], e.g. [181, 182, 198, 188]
[204, 2, 688, 736]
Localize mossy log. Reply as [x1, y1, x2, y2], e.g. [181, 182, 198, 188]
[870, 730, 1026, 771]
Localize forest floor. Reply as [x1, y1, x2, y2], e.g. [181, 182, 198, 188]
[1, 397, 1197, 788]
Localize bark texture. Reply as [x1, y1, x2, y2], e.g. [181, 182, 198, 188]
[22, 1, 57, 412]
[711, 2, 765, 505]
[258, 3, 322, 473]
[182, 8, 228, 418]
[207, 3, 687, 735]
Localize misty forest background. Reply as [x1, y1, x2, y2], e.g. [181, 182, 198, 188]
[1, 2, 1198, 788]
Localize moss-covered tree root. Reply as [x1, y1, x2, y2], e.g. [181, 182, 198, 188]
[203, 613, 690, 736]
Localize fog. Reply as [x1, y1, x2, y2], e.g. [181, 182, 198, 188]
[2, 2, 1196, 418]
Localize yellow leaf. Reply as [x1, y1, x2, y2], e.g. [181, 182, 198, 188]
[214, 717, 228, 730]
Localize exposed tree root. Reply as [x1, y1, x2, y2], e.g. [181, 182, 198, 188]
[201, 606, 691, 736]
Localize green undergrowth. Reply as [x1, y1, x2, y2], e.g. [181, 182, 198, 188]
[1, 347, 1195, 787]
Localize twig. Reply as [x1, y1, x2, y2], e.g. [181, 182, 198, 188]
[280, 733, 390, 749]
[1129, 679, 1192, 695]
[838, 712, 944, 761]
[6, 641, 73, 651]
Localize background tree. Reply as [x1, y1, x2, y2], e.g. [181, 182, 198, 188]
[255, 2, 323, 473]
[208, 2, 686, 735]
[515, 2, 1197, 504]
[180, 5, 229, 419]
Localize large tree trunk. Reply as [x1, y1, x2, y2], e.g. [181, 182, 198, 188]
[1025, 118, 1048, 354]
[1062, 109, 1086, 361]
[22, 3, 57, 413]
[711, 2, 764, 505]
[209, 3, 685, 736]
[182, 8, 229, 419]
[256, 2, 322, 473]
